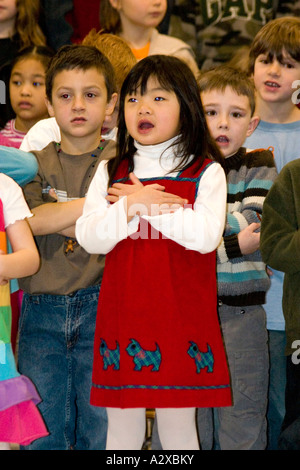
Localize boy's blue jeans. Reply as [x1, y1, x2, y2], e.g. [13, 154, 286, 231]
[18, 285, 107, 450]
[197, 304, 269, 450]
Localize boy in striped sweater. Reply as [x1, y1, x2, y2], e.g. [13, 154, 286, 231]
[197, 65, 277, 449]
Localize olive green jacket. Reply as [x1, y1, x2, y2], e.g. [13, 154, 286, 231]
[261, 159, 300, 355]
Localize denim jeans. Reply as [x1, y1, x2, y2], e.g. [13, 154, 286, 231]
[197, 304, 269, 450]
[278, 354, 300, 449]
[18, 285, 107, 450]
[267, 330, 286, 450]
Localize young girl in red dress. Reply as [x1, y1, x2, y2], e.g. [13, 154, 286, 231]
[76, 54, 232, 450]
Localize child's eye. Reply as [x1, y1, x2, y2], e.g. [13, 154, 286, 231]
[61, 93, 70, 99]
[232, 112, 242, 118]
[154, 96, 164, 101]
[283, 62, 294, 69]
[258, 56, 270, 64]
[12, 80, 22, 86]
[128, 97, 137, 103]
[86, 92, 96, 98]
[33, 81, 44, 87]
[205, 110, 216, 116]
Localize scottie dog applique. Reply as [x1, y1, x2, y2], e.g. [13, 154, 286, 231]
[100, 338, 120, 370]
[187, 341, 214, 373]
[126, 339, 161, 371]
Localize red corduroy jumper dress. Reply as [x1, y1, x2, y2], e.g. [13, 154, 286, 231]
[90, 158, 232, 409]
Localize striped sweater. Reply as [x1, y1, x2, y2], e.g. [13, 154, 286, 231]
[217, 147, 277, 306]
[0, 119, 26, 148]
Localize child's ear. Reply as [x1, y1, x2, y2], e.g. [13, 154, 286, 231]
[246, 115, 260, 137]
[109, 0, 120, 10]
[45, 97, 55, 117]
[105, 92, 118, 118]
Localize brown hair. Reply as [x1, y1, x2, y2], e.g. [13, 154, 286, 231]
[249, 16, 300, 74]
[99, 0, 121, 34]
[46, 44, 116, 103]
[198, 65, 256, 117]
[82, 30, 136, 90]
[15, 0, 46, 47]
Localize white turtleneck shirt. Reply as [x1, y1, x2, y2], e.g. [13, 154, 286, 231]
[76, 138, 226, 255]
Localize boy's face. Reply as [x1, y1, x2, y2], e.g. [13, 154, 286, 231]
[47, 67, 117, 145]
[201, 87, 259, 158]
[253, 50, 300, 105]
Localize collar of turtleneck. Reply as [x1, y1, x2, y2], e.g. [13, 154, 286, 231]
[134, 136, 179, 161]
[224, 147, 246, 172]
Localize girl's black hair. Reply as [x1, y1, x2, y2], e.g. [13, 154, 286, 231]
[107, 55, 224, 187]
[11, 45, 54, 70]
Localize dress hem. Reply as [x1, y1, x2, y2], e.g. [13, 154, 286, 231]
[90, 386, 232, 409]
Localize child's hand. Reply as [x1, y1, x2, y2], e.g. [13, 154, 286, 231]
[0, 277, 8, 286]
[106, 172, 165, 203]
[266, 266, 273, 277]
[126, 184, 188, 219]
[238, 222, 261, 255]
[0, 250, 8, 285]
[49, 188, 58, 200]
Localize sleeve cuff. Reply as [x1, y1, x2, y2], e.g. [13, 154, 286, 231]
[224, 233, 243, 259]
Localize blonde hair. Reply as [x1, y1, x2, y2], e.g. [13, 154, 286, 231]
[15, 0, 46, 47]
[82, 30, 136, 90]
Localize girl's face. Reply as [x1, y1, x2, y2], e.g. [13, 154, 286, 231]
[124, 76, 181, 146]
[110, 0, 167, 29]
[253, 49, 300, 105]
[9, 57, 49, 131]
[0, 0, 17, 23]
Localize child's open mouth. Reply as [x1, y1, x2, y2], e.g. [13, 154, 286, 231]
[216, 135, 229, 143]
[265, 81, 280, 88]
[138, 120, 154, 131]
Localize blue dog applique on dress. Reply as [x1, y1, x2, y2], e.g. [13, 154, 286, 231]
[126, 339, 161, 371]
[187, 341, 214, 373]
[100, 339, 120, 370]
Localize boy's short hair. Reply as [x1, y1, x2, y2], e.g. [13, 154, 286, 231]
[46, 44, 117, 102]
[82, 31, 136, 91]
[248, 17, 300, 74]
[198, 65, 256, 116]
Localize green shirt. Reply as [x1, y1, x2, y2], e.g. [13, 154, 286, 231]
[261, 159, 300, 355]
